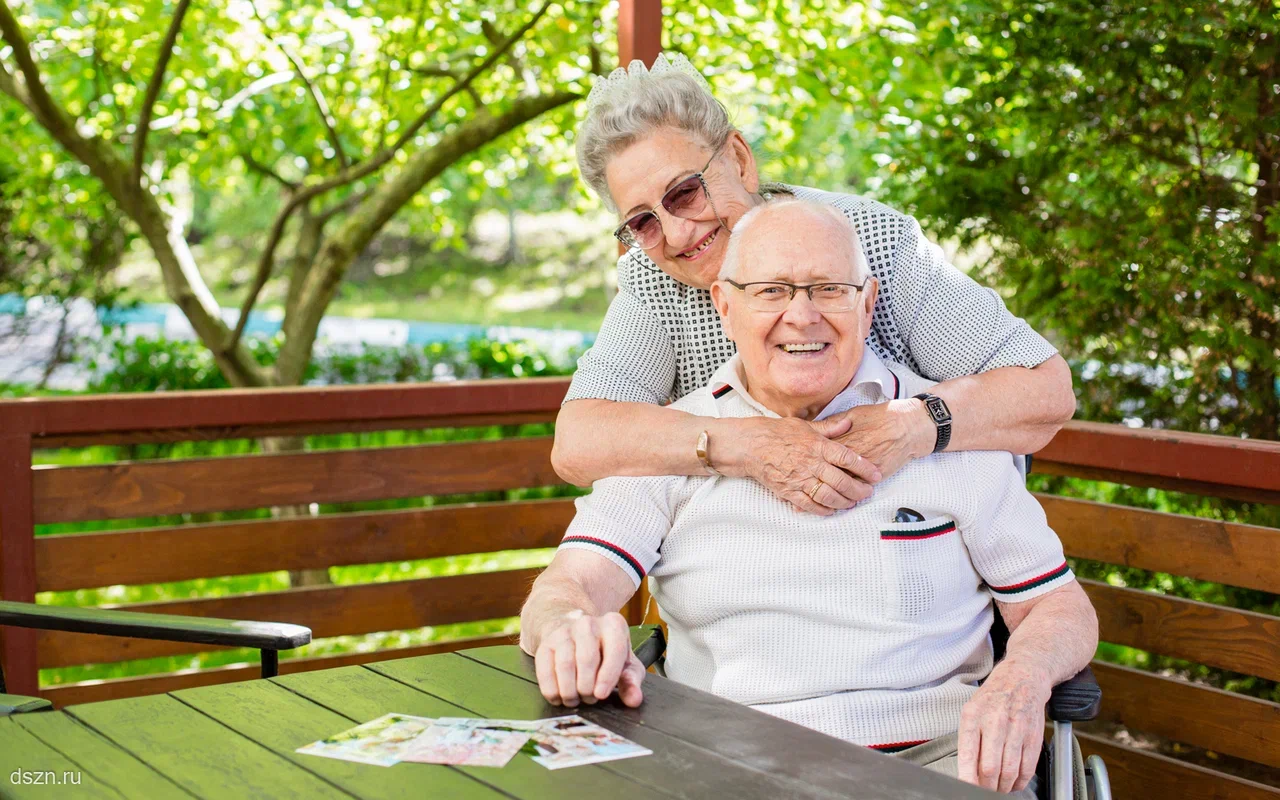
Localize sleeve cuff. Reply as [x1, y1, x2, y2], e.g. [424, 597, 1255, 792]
[976, 324, 1060, 373]
[558, 537, 646, 589]
[988, 561, 1075, 602]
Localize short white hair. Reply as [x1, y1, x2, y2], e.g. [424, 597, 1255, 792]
[718, 199, 871, 283]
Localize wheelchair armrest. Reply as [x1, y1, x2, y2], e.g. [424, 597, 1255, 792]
[0, 694, 53, 716]
[0, 600, 311, 652]
[1047, 664, 1102, 722]
[631, 624, 666, 669]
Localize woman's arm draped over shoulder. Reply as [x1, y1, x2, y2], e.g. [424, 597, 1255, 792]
[836, 212, 1075, 477]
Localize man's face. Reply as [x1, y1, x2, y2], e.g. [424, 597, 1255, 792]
[605, 127, 760, 290]
[710, 207, 878, 417]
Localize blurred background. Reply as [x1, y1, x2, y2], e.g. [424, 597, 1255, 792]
[1, 0, 1277, 783]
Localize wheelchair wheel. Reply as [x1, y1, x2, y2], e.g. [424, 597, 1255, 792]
[1084, 754, 1112, 800]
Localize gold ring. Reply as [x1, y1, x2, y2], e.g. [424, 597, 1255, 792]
[807, 481, 823, 500]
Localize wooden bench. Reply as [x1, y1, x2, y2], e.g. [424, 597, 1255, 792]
[2, 386, 1278, 798]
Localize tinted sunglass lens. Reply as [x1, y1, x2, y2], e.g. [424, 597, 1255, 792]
[663, 177, 705, 217]
[628, 213, 662, 248]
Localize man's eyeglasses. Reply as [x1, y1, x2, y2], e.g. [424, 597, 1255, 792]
[724, 279, 871, 313]
[613, 143, 724, 250]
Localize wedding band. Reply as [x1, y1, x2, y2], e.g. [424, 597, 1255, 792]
[807, 481, 823, 500]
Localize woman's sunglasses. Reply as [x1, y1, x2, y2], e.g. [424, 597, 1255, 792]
[613, 144, 723, 250]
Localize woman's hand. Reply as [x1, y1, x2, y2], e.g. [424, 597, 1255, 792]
[722, 416, 882, 515]
[533, 610, 646, 708]
[831, 399, 935, 482]
[957, 662, 1051, 793]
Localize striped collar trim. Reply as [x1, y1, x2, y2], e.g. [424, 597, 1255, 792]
[711, 384, 734, 399]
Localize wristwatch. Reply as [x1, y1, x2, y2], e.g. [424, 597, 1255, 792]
[913, 393, 952, 453]
[696, 430, 722, 476]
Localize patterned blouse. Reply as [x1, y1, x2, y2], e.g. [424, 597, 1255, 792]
[564, 185, 1057, 405]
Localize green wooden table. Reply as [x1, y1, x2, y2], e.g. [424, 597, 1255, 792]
[0, 642, 998, 799]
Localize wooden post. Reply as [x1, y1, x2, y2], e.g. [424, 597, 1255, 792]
[618, 0, 662, 68]
[0, 433, 39, 696]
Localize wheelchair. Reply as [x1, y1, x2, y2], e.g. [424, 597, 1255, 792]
[629, 455, 1113, 800]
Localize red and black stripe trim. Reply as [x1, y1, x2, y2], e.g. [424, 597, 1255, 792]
[561, 536, 646, 581]
[887, 369, 900, 400]
[711, 384, 733, 399]
[868, 739, 929, 754]
[990, 561, 1071, 596]
[880, 520, 956, 540]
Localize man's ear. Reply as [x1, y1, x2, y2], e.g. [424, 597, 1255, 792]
[727, 131, 759, 194]
[861, 277, 879, 339]
[710, 281, 735, 341]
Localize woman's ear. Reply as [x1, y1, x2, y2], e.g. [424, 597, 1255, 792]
[728, 131, 759, 194]
[710, 280, 736, 341]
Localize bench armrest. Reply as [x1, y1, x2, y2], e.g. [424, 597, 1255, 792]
[1047, 665, 1102, 722]
[631, 624, 666, 669]
[0, 601, 310, 654]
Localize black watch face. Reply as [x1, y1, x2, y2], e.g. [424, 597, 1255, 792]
[927, 399, 950, 423]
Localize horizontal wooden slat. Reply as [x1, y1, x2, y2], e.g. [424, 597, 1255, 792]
[36, 567, 541, 668]
[1076, 731, 1280, 800]
[41, 634, 513, 708]
[35, 498, 575, 591]
[1084, 579, 1280, 682]
[1, 377, 570, 438]
[1042, 494, 1280, 593]
[1037, 420, 1280, 495]
[33, 411, 558, 449]
[1035, 460, 1280, 505]
[33, 436, 560, 524]
[1090, 661, 1280, 768]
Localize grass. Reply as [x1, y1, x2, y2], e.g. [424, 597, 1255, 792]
[119, 212, 619, 332]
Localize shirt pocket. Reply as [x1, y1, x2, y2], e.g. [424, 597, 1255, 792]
[878, 516, 979, 621]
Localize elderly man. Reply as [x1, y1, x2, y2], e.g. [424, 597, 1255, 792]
[520, 200, 1098, 796]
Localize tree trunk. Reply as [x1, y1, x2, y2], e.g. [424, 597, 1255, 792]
[259, 435, 332, 588]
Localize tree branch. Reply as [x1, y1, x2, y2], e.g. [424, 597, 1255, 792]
[240, 150, 298, 190]
[249, 0, 349, 168]
[274, 88, 579, 384]
[133, 0, 193, 187]
[250, 0, 554, 311]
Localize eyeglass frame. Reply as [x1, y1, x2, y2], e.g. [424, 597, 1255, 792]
[723, 278, 873, 312]
[612, 140, 728, 250]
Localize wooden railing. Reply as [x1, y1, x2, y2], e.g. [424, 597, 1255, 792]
[2, 385, 1278, 797]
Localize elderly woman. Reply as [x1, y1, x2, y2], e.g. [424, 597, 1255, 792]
[552, 54, 1076, 513]
[521, 200, 1098, 796]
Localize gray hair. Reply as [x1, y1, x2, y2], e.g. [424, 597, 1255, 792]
[718, 199, 871, 283]
[576, 60, 734, 213]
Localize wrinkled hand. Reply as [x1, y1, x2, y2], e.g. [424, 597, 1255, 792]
[534, 610, 645, 708]
[957, 663, 1050, 793]
[737, 416, 882, 515]
[831, 399, 933, 482]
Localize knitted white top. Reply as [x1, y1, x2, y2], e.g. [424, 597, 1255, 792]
[559, 350, 1074, 749]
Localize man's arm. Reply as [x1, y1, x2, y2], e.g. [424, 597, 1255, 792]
[520, 548, 648, 708]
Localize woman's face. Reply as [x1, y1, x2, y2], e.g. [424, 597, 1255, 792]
[604, 127, 761, 290]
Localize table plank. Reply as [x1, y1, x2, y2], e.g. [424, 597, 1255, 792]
[368, 652, 847, 800]
[462, 645, 999, 800]
[274, 664, 670, 800]
[173, 679, 501, 800]
[64, 694, 353, 799]
[0, 716, 127, 799]
[11, 711, 192, 799]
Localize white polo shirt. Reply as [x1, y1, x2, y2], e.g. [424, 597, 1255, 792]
[559, 350, 1074, 750]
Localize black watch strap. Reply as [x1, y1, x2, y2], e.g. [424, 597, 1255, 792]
[913, 393, 952, 453]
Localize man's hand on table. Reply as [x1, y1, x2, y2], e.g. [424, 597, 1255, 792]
[534, 610, 645, 709]
[830, 399, 936, 482]
[956, 661, 1050, 794]
[722, 416, 882, 515]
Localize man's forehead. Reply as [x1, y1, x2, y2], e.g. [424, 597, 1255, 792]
[739, 215, 857, 277]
